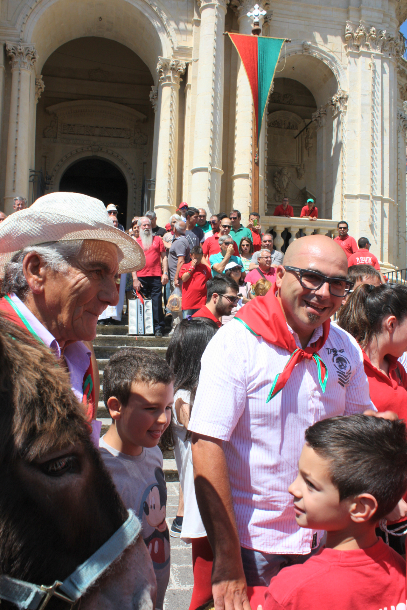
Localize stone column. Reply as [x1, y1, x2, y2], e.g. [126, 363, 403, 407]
[190, 0, 228, 214]
[154, 58, 186, 226]
[397, 110, 407, 269]
[4, 43, 37, 214]
[231, 1, 254, 224]
[312, 107, 327, 218]
[149, 85, 160, 209]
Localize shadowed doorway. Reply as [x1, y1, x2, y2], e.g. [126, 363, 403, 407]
[59, 158, 128, 227]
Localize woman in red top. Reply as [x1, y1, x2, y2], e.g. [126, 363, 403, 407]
[338, 283, 407, 554]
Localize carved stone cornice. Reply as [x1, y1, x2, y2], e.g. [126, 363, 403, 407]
[397, 109, 407, 134]
[398, 58, 407, 101]
[157, 58, 186, 86]
[196, 0, 229, 12]
[35, 75, 44, 103]
[312, 107, 327, 127]
[6, 42, 37, 70]
[149, 86, 158, 112]
[329, 89, 348, 115]
[344, 21, 405, 57]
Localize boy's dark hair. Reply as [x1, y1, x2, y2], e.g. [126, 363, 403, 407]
[305, 415, 407, 521]
[206, 275, 239, 302]
[250, 212, 260, 218]
[186, 207, 199, 218]
[103, 348, 174, 408]
[347, 264, 381, 284]
[191, 245, 203, 256]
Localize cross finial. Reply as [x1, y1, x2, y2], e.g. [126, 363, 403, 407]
[247, 4, 267, 26]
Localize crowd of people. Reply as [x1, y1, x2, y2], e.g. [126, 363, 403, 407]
[0, 192, 407, 610]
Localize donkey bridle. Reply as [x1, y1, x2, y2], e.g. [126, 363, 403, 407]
[0, 509, 140, 609]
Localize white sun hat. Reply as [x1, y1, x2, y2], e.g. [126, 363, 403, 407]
[0, 192, 145, 276]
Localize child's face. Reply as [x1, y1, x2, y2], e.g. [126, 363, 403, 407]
[117, 381, 173, 454]
[288, 443, 352, 531]
[192, 253, 203, 265]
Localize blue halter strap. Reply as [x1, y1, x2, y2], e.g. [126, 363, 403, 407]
[0, 509, 141, 609]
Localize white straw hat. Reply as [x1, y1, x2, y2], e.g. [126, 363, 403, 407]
[0, 192, 145, 275]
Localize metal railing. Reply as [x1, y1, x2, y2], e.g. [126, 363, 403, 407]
[384, 268, 407, 284]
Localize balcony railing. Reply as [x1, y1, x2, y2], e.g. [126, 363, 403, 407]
[261, 216, 338, 251]
[384, 268, 407, 284]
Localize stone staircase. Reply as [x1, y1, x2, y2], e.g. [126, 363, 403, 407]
[95, 323, 178, 479]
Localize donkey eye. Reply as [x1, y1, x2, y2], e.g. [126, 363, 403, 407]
[42, 456, 78, 477]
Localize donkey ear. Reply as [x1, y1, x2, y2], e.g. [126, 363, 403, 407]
[143, 501, 149, 515]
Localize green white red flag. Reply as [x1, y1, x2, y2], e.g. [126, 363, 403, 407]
[228, 34, 285, 143]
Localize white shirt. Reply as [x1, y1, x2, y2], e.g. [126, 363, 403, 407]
[188, 319, 373, 554]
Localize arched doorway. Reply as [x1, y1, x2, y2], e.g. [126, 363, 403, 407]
[60, 158, 128, 226]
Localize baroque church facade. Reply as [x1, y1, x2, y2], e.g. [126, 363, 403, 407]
[0, 0, 406, 268]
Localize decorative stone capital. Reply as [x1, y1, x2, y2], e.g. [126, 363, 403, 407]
[149, 86, 158, 112]
[157, 58, 186, 86]
[344, 20, 405, 57]
[329, 89, 348, 115]
[197, 0, 229, 12]
[312, 107, 327, 127]
[35, 75, 45, 103]
[397, 110, 407, 134]
[6, 42, 37, 71]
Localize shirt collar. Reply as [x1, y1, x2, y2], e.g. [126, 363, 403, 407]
[9, 293, 61, 358]
[288, 321, 323, 349]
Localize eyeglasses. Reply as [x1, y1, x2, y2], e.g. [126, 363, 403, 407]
[230, 216, 238, 221]
[223, 242, 233, 246]
[221, 224, 231, 229]
[259, 257, 272, 261]
[220, 294, 240, 304]
[198, 215, 206, 218]
[338, 226, 348, 231]
[284, 266, 354, 297]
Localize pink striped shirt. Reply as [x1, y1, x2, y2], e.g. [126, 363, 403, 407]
[189, 320, 373, 554]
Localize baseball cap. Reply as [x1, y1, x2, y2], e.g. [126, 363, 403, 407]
[106, 203, 118, 213]
[225, 261, 242, 271]
[178, 202, 188, 210]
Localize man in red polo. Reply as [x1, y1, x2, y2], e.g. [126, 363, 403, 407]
[202, 217, 239, 258]
[192, 276, 239, 328]
[348, 237, 381, 271]
[334, 221, 358, 260]
[274, 197, 294, 217]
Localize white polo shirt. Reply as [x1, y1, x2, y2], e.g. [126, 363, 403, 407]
[188, 319, 373, 554]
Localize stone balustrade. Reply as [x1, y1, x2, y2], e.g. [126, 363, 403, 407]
[260, 216, 339, 252]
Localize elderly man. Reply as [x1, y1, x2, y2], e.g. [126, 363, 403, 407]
[168, 220, 191, 287]
[145, 209, 166, 237]
[210, 235, 244, 278]
[0, 192, 144, 441]
[203, 217, 239, 258]
[132, 216, 168, 337]
[245, 249, 276, 287]
[197, 208, 211, 235]
[249, 233, 283, 270]
[13, 196, 27, 212]
[0, 211, 7, 223]
[189, 235, 380, 609]
[106, 203, 124, 231]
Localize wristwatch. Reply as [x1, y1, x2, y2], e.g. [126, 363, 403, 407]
[162, 272, 168, 276]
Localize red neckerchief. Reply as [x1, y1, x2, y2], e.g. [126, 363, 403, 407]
[234, 285, 329, 401]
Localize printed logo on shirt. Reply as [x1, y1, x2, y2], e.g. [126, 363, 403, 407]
[327, 347, 352, 387]
[139, 467, 170, 570]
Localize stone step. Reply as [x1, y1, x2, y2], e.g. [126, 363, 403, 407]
[94, 334, 171, 347]
[96, 346, 167, 365]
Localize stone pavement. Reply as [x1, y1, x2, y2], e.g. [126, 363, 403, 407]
[164, 481, 194, 610]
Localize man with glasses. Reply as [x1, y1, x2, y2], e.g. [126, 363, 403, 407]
[192, 275, 239, 328]
[197, 208, 211, 235]
[230, 209, 252, 248]
[190, 235, 378, 609]
[334, 221, 358, 260]
[202, 217, 239, 258]
[249, 233, 283, 271]
[244, 249, 276, 287]
[210, 235, 244, 278]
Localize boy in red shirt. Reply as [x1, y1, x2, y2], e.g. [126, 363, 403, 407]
[263, 415, 407, 610]
[180, 245, 211, 318]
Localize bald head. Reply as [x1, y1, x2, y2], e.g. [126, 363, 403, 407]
[284, 234, 347, 271]
[276, 235, 348, 347]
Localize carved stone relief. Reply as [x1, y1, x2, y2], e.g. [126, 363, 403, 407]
[344, 20, 405, 56]
[35, 76, 45, 103]
[269, 91, 295, 105]
[273, 167, 291, 201]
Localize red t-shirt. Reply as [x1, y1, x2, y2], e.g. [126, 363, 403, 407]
[273, 204, 294, 217]
[250, 229, 262, 253]
[348, 249, 380, 271]
[136, 236, 165, 277]
[263, 539, 406, 610]
[300, 205, 318, 218]
[202, 234, 239, 258]
[192, 306, 222, 328]
[363, 351, 407, 419]
[334, 234, 358, 259]
[180, 263, 211, 310]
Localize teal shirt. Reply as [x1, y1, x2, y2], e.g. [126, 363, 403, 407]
[210, 253, 244, 277]
[199, 221, 211, 233]
[230, 225, 252, 248]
